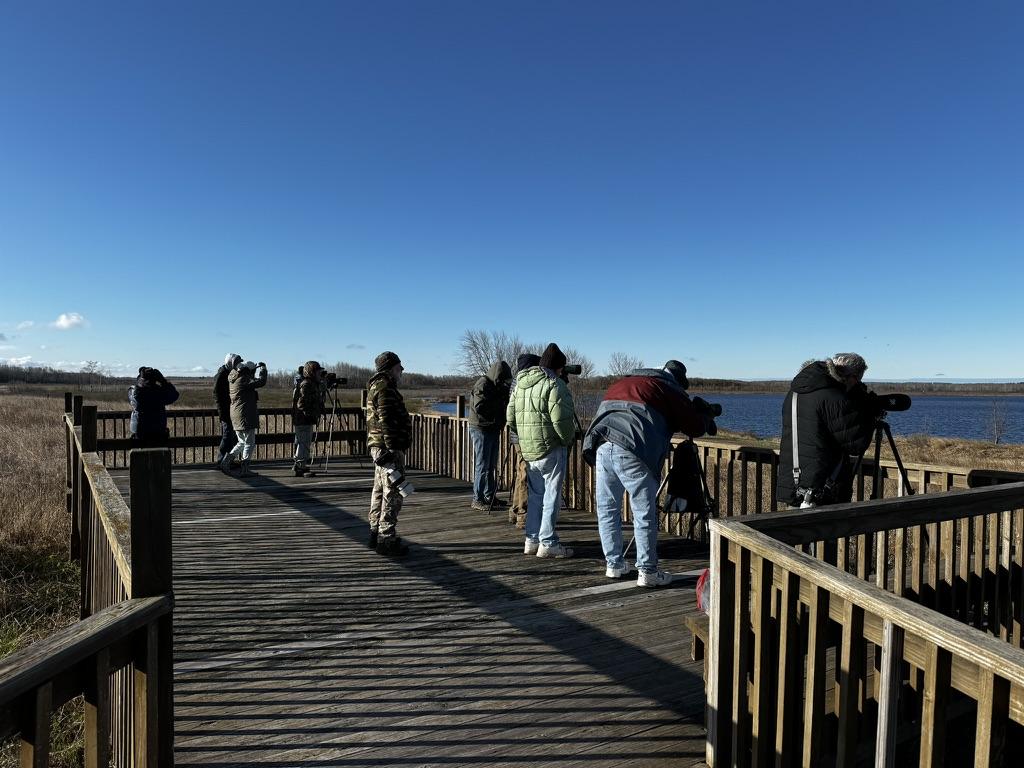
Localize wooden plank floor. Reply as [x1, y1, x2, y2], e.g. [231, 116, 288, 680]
[115, 457, 711, 767]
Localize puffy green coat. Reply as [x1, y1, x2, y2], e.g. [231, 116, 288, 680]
[506, 367, 576, 461]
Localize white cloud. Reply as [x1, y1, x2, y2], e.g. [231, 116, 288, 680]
[2, 355, 33, 367]
[190, 365, 209, 373]
[16, 321, 34, 330]
[51, 312, 86, 330]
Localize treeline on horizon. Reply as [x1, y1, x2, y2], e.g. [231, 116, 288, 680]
[3, 362, 1022, 396]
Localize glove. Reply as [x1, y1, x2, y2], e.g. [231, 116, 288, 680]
[373, 450, 396, 467]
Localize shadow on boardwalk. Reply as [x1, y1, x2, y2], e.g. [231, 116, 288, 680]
[140, 458, 710, 767]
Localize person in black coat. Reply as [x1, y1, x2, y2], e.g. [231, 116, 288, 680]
[467, 360, 513, 510]
[777, 353, 876, 507]
[214, 353, 242, 465]
[128, 367, 180, 447]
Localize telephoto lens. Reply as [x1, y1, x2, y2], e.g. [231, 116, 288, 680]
[563, 364, 583, 375]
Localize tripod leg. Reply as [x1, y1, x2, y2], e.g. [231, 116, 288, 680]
[882, 421, 915, 496]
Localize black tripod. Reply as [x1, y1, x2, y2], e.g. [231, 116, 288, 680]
[312, 384, 343, 475]
[853, 418, 915, 500]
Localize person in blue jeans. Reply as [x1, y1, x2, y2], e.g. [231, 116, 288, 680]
[583, 361, 711, 587]
[467, 360, 512, 510]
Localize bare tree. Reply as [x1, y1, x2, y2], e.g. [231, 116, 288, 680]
[988, 398, 1008, 444]
[560, 346, 595, 378]
[456, 329, 535, 376]
[607, 352, 644, 377]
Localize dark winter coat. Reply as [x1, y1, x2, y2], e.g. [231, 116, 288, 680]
[776, 361, 875, 505]
[229, 365, 267, 431]
[214, 365, 232, 423]
[582, 369, 708, 476]
[129, 378, 180, 439]
[292, 373, 324, 427]
[366, 371, 411, 451]
[468, 361, 512, 431]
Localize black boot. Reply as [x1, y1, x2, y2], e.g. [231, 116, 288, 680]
[376, 536, 408, 558]
[368, 529, 379, 550]
[293, 464, 305, 477]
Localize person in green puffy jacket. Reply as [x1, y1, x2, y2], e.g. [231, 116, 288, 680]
[506, 342, 577, 559]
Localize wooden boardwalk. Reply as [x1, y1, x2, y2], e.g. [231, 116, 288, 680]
[113, 457, 711, 768]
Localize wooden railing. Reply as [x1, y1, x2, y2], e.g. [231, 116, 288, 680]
[706, 483, 1024, 767]
[0, 393, 175, 766]
[405, 400, 1024, 534]
[93, 403, 366, 468]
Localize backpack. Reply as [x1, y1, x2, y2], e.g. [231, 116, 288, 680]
[664, 439, 716, 541]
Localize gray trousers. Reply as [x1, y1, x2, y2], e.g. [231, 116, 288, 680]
[294, 424, 314, 465]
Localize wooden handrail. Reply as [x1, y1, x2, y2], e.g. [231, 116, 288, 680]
[95, 405, 364, 419]
[0, 596, 171, 713]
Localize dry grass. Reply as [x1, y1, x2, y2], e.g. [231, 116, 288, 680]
[0, 394, 83, 767]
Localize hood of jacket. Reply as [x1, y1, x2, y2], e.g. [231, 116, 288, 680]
[791, 361, 844, 395]
[486, 361, 512, 387]
[516, 365, 556, 390]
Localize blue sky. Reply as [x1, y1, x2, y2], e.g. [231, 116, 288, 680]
[1, 2, 1021, 379]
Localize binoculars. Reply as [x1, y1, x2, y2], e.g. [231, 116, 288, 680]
[563, 364, 583, 375]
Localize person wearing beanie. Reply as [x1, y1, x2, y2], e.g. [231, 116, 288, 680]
[776, 353, 875, 511]
[214, 353, 243, 466]
[582, 359, 711, 587]
[128, 366, 180, 447]
[467, 360, 513, 511]
[219, 358, 268, 477]
[365, 351, 412, 556]
[291, 360, 325, 477]
[506, 342, 577, 559]
[506, 353, 541, 526]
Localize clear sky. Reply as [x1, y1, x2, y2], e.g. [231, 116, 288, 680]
[1, 2, 1021, 379]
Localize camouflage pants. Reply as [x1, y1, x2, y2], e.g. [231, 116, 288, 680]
[509, 444, 529, 527]
[369, 448, 405, 538]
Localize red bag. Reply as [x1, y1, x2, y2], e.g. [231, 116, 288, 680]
[696, 567, 711, 614]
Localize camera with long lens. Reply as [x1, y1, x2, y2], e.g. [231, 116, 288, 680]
[691, 396, 723, 437]
[865, 391, 912, 419]
[323, 372, 347, 389]
[562, 364, 583, 376]
[373, 450, 415, 497]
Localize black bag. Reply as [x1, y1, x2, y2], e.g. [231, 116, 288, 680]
[665, 439, 716, 540]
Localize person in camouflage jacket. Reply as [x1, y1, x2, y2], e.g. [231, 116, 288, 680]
[292, 360, 325, 476]
[365, 351, 412, 556]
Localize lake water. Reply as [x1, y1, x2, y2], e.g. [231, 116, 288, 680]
[433, 393, 1024, 444]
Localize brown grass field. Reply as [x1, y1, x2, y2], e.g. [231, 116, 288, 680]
[0, 388, 1021, 764]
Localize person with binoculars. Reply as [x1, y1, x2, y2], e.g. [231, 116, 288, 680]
[292, 361, 326, 477]
[583, 360, 713, 587]
[128, 366, 180, 447]
[777, 353, 876, 509]
[366, 351, 413, 557]
[219, 359, 268, 477]
[214, 354, 243, 466]
[506, 343, 577, 559]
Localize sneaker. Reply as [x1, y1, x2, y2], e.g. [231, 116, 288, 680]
[637, 569, 673, 588]
[470, 501, 489, 512]
[523, 539, 539, 555]
[605, 562, 635, 579]
[368, 529, 379, 550]
[507, 509, 517, 524]
[376, 536, 409, 558]
[537, 543, 574, 559]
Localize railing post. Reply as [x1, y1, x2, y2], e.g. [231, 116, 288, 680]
[66, 393, 78, 561]
[129, 449, 174, 767]
[80, 406, 97, 619]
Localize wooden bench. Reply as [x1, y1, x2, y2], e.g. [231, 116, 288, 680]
[685, 612, 709, 683]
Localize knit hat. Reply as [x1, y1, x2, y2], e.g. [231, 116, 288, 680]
[516, 353, 541, 373]
[539, 343, 567, 372]
[303, 360, 322, 378]
[826, 352, 867, 382]
[374, 351, 402, 372]
[663, 360, 689, 388]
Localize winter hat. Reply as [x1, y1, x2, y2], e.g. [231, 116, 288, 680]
[303, 360, 322, 378]
[826, 352, 867, 382]
[663, 360, 689, 388]
[242, 360, 257, 372]
[224, 352, 242, 368]
[539, 343, 567, 372]
[516, 353, 540, 373]
[374, 351, 402, 372]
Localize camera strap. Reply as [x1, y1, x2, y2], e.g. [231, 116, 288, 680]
[791, 392, 801, 486]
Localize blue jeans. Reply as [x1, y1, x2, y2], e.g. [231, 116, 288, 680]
[469, 426, 500, 503]
[525, 446, 567, 547]
[595, 442, 660, 573]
